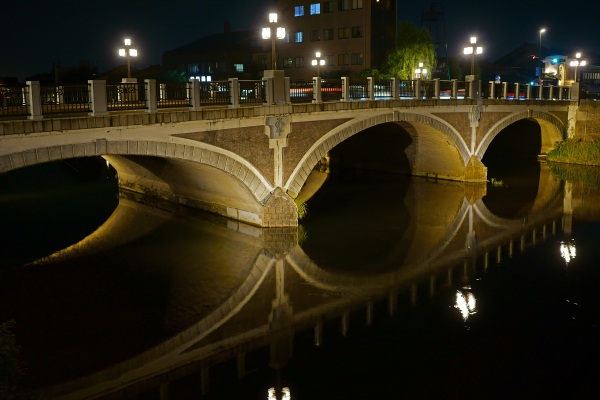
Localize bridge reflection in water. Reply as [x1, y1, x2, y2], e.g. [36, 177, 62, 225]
[24, 162, 568, 399]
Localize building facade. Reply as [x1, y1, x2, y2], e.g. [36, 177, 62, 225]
[275, 0, 397, 80]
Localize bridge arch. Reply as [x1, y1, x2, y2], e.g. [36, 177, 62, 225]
[286, 111, 469, 197]
[3, 138, 277, 225]
[476, 110, 565, 160]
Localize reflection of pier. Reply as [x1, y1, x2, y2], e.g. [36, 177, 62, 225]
[41, 173, 568, 400]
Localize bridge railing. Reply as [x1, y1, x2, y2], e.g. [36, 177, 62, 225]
[0, 76, 578, 121]
[0, 83, 29, 117]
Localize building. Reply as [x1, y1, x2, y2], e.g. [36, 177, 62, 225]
[162, 22, 266, 81]
[275, 0, 397, 80]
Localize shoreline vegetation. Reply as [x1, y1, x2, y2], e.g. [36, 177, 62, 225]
[546, 138, 600, 167]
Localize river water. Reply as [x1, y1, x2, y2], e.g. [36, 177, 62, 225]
[1, 152, 599, 400]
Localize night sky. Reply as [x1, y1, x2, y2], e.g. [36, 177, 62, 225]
[1, 0, 598, 81]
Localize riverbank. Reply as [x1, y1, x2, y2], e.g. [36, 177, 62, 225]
[546, 138, 600, 166]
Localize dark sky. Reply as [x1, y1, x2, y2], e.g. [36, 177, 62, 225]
[1, 1, 598, 81]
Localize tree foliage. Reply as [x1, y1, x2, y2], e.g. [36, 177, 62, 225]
[384, 22, 436, 79]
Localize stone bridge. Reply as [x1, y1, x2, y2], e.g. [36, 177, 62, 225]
[0, 99, 577, 226]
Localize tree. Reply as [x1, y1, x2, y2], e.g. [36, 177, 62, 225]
[384, 22, 436, 80]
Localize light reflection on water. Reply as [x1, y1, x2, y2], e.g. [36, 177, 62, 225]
[1, 159, 600, 399]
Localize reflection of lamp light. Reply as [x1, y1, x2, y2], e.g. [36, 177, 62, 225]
[268, 387, 291, 400]
[311, 51, 325, 79]
[262, 12, 286, 69]
[560, 239, 576, 265]
[454, 287, 477, 321]
[118, 38, 138, 79]
[463, 36, 483, 76]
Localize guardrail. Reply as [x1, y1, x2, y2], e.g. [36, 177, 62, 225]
[0, 76, 575, 121]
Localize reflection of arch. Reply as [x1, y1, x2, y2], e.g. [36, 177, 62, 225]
[286, 112, 468, 196]
[476, 111, 565, 159]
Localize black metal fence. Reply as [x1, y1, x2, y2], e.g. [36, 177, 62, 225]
[321, 79, 343, 102]
[41, 84, 91, 114]
[0, 84, 29, 117]
[199, 81, 230, 106]
[290, 80, 313, 103]
[107, 82, 147, 111]
[158, 82, 191, 108]
[239, 80, 265, 104]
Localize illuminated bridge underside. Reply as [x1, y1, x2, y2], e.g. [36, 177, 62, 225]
[0, 102, 571, 226]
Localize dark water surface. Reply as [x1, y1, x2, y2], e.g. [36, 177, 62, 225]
[1, 156, 599, 400]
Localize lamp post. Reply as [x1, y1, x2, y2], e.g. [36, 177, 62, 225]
[414, 62, 427, 79]
[262, 12, 286, 70]
[311, 51, 325, 79]
[569, 52, 586, 83]
[538, 28, 546, 83]
[118, 38, 138, 80]
[463, 36, 483, 76]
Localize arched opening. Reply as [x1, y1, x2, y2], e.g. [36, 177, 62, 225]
[482, 119, 542, 217]
[0, 157, 118, 268]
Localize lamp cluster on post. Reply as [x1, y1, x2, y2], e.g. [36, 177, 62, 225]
[118, 38, 138, 80]
[463, 36, 483, 76]
[569, 52, 586, 83]
[414, 62, 427, 79]
[312, 51, 325, 79]
[262, 13, 286, 70]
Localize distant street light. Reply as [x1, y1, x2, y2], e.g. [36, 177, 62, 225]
[261, 12, 286, 70]
[463, 36, 483, 76]
[118, 38, 138, 79]
[569, 52, 587, 83]
[538, 28, 546, 83]
[311, 51, 325, 79]
[414, 62, 427, 79]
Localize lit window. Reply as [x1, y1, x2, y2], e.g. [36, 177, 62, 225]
[294, 31, 303, 43]
[234, 63, 244, 72]
[310, 3, 321, 14]
[294, 5, 304, 16]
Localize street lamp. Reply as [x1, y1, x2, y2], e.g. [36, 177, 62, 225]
[569, 52, 587, 83]
[538, 28, 546, 83]
[414, 62, 427, 79]
[311, 51, 325, 79]
[118, 38, 138, 80]
[463, 36, 483, 76]
[262, 12, 286, 70]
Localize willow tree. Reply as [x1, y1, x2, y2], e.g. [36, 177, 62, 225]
[385, 22, 436, 79]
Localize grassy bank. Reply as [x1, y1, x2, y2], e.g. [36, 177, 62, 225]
[546, 138, 600, 166]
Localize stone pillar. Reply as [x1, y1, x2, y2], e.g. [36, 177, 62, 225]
[451, 79, 458, 99]
[88, 80, 108, 116]
[367, 76, 375, 101]
[189, 79, 202, 111]
[145, 79, 157, 114]
[502, 82, 508, 99]
[263, 70, 286, 104]
[489, 81, 495, 99]
[312, 76, 322, 103]
[415, 78, 421, 99]
[284, 77, 291, 104]
[433, 78, 440, 99]
[229, 78, 240, 108]
[341, 76, 350, 101]
[464, 155, 487, 182]
[26, 81, 42, 121]
[526, 84, 532, 100]
[391, 77, 399, 100]
[263, 188, 298, 227]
